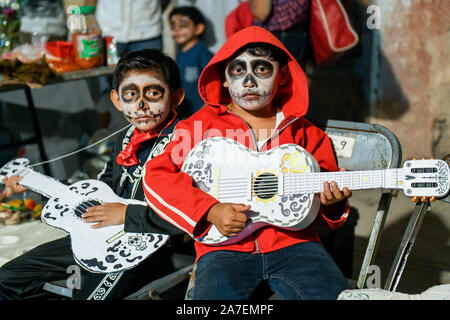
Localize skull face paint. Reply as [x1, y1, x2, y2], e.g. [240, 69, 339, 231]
[118, 71, 172, 132]
[224, 51, 280, 111]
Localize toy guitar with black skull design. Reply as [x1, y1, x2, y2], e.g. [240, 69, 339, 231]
[0, 158, 168, 273]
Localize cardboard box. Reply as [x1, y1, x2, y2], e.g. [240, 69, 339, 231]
[63, 0, 98, 13]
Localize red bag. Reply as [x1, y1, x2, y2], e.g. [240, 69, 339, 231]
[225, 1, 254, 39]
[310, 0, 359, 65]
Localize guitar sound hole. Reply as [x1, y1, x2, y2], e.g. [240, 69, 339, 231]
[254, 173, 278, 199]
[74, 200, 102, 219]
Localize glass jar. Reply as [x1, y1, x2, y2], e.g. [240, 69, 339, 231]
[71, 5, 103, 69]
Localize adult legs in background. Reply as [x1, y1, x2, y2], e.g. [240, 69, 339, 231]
[272, 24, 312, 69]
[117, 36, 163, 57]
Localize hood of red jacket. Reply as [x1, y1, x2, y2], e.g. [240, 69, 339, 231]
[198, 26, 309, 118]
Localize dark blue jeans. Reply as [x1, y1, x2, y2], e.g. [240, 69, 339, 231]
[193, 241, 350, 300]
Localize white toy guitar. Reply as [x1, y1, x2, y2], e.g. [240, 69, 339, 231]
[181, 137, 450, 246]
[0, 159, 168, 273]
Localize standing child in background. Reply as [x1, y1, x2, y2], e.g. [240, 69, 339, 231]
[170, 6, 213, 119]
[143, 26, 352, 300]
[0, 49, 187, 300]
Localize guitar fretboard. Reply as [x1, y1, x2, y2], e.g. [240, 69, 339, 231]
[283, 169, 403, 195]
[17, 168, 74, 200]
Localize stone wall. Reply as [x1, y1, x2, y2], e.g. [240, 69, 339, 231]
[306, 0, 449, 161]
[371, 0, 449, 160]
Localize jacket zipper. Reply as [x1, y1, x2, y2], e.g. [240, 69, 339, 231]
[259, 117, 299, 151]
[225, 111, 298, 254]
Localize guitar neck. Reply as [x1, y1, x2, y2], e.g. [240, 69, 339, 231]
[16, 168, 71, 199]
[284, 169, 404, 195]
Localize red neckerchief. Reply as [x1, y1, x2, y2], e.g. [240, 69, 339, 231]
[116, 112, 177, 167]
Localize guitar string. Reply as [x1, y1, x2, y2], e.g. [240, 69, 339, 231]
[216, 168, 387, 199]
[218, 174, 349, 189]
[217, 172, 369, 195]
[216, 173, 361, 198]
[217, 180, 380, 198]
[218, 172, 358, 183]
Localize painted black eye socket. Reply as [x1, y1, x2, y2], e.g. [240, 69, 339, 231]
[145, 90, 162, 99]
[124, 90, 137, 98]
[121, 90, 139, 103]
[120, 84, 140, 102]
[252, 60, 274, 78]
[144, 85, 165, 102]
[231, 66, 245, 75]
[255, 65, 269, 74]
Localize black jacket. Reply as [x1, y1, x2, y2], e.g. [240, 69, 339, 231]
[98, 119, 184, 236]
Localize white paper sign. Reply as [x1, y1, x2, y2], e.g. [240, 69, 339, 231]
[328, 134, 356, 158]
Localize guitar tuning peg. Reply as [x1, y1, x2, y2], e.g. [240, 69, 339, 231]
[421, 157, 426, 160]
[430, 157, 434, 160]
[421, 197, 428, 203]
[412, 196, 419, 202]
[412, 157, 417, 160]
[430, 196, 436, 202]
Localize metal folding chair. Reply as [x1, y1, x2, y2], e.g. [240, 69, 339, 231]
[317, 119, 402, 289]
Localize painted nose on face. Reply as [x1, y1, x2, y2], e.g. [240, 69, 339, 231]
[139, 100, 146, 109]
[242, 74, 258, 88]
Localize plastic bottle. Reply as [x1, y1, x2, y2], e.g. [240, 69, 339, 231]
[71, 6, 103, 69]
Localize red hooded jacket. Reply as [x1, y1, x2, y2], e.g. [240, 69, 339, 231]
[143, 26, 349, 261]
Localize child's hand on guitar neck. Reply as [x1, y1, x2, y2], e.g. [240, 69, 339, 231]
[3, 176, 28, 194]
[206, 203, 251, 237]
[81, 203, 127, 229]
[320, 168, 352, 206]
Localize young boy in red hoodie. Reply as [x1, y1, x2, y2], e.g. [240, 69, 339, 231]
[143, 26, 352, 299]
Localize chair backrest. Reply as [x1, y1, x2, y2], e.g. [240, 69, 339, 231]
[316, 119, 402, 171]
[316, 119, 403, 289]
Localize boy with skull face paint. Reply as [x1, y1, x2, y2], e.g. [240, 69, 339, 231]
[143, 27, 352, 299]
[0, 50, 189, 300]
